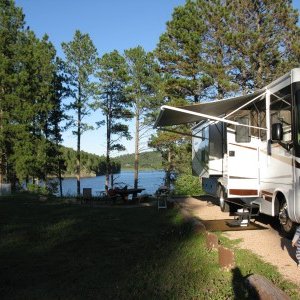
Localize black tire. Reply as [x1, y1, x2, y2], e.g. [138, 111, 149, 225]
[217, 184, 230, 212]
[278, 199, 297, 239]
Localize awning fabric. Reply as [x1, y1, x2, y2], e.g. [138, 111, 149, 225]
[154, 90, 265, 128]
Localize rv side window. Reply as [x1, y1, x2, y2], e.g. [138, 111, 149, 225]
[270, 84, 291, 143]
[235, 116, 250, 143]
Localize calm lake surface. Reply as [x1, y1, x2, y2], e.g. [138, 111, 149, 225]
[60, 170, 165, 196]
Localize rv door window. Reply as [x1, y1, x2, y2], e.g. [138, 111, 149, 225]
[235, 116, 251, 143]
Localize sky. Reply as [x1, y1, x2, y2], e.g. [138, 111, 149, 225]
[14, 0, 300, 157]
[14, 0, 186, 156]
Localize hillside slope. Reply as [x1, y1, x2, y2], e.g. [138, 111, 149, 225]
[114, 151, 162, 170]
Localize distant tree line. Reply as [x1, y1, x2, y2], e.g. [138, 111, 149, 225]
[114, 151, 162, 170]
[0, 0, 299, 196]
[60, 147, 120, 177]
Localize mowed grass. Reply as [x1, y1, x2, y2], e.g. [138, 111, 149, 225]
[0, 194, 299, 300]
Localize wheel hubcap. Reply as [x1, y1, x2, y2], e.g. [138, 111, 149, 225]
[219, 189, 225, 208]
[279, 205, 288, 225]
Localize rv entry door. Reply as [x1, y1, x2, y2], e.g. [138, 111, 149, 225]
[227, 121, 259, 198]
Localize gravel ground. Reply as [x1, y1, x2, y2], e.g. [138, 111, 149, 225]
[176, 195, 300, 285]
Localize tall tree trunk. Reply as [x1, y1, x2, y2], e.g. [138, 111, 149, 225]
[0, 110, 3, 185]
[76, 94, 81, 196]
[58, 155, 63, 198]
[0, 155, 3, 185]
[105, 113, 110, 193]
[59, 169, 63, 197]
[165, 148, 172, 189]
[134, 113, 139, 190]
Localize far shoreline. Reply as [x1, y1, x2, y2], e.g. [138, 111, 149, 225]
[60, 169, 164, 179]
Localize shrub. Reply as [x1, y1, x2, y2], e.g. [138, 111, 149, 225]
[26, 181, 58, 196]
[174, 174, 203, 196]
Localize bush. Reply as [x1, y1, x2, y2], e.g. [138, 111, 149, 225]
[26, 181, 58, 196]
[174, 174, 203, 196]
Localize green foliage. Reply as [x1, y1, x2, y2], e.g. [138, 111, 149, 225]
[92, 160, 121, 176]
[0, 1, 65, 186]
[149, 129, 192, 187]
[26, 181, 58, 196]
[124, 46, 162, 188]
[26, 183, 48, 195]
[62, 30, 98, 195]
[156, 0, 300, 99]
[93, 50, 133, 189]
[60, 146, 120, 177]
[174, 173, 203, 196]
[124, 46, 161, 121]
[62, 30, 98, 135]
[114, 151, 162, 170]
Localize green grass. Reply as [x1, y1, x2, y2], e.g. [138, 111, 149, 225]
[0, 194, 299, 299]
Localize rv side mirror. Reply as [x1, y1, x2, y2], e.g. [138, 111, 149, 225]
[271, 123, 283, 141]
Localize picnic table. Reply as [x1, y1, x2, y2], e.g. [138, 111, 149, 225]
[114, 187, 145, 202]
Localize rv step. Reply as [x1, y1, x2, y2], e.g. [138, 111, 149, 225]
[226, 219, 249, 227]
[229, 203, 260, 227]
[234, 211, 250, 217]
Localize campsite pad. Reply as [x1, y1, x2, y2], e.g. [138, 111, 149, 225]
[201, 219, 268, 232]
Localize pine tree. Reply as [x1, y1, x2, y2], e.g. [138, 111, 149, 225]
[62, 30, 98, 196]
[155, 0, 300, 100]
[227, 0, 300, 91]
[0, 0, 25, 185]
[155, 0, 214, 103]
[6, 31, 65, 193]
[124, 46, 160, 190]
[94, 50, 132, 192]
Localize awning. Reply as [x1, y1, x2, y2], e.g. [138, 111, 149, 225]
[154, 90, 265, 128]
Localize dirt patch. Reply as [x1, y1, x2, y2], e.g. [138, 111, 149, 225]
[175, 196, 300, 285]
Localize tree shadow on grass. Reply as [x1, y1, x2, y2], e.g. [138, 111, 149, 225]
[0, 195, 264, 299]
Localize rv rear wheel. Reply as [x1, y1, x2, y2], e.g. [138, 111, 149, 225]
[217, 185, 230, 212]
[278, 200, 297, 239]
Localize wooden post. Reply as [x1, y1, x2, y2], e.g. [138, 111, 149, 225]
[246, 274, 291, 300]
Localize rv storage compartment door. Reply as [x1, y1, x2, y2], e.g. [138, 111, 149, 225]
[227, 130, 259, 198]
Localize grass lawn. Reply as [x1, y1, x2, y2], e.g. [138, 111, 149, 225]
[0, 193, 299, 299]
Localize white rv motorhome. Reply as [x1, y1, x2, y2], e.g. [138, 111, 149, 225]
[154, 68, 300, 237]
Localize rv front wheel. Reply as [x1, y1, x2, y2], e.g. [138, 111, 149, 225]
[217, 185, 230, 212]
[278, 200, 296, 239]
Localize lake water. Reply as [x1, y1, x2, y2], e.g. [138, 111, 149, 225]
[60, 170, 165, 196]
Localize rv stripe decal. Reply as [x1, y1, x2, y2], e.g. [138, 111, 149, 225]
[261, 175, 292, 179]
[229, 176, 257, 179]
[229, 189, 258, 196]
[228, 143, 257, 151]
[295, 161, 300, 169]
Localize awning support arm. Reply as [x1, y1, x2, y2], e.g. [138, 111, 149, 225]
[157, 128, 207, 140]
[223, 92, 266, 119]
